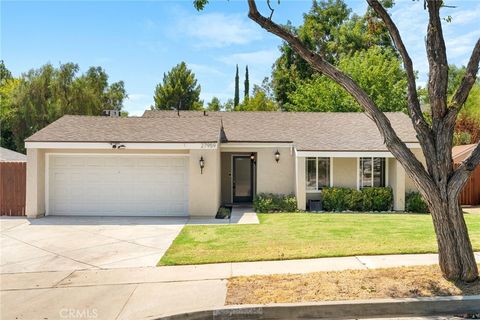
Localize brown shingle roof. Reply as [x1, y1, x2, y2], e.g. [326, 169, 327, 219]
[0, 147, 26, 162]
[26, 111, 418, 151]
[25, 115, 221, 143]
[452, 144, 478, 163]
[143, 111, 418, 151]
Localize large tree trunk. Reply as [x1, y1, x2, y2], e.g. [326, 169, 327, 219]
[427, 191, 478, 282]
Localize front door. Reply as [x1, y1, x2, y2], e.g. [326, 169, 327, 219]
[233, 156, 253, 203]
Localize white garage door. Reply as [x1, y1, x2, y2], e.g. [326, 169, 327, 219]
[47, 155, 189, 216]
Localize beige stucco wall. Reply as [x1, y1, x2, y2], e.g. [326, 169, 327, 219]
[189, 148, 221, 217]
[404, 148, 426, 192]
[25, 147, 220, 218]
[332, 157, 357, 188]
[26, 149, 46, 218]
[220, 147, 295, 204]
[388, 158, 406, 211]
[295, 156, 306, 210]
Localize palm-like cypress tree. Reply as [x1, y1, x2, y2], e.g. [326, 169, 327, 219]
[244, 65, 249, 100]
[234, 64, 239, 107]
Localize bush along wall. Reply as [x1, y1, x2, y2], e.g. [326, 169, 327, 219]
[405, 191, 429, 213]
[253, 193, 297, 213]
[322, 187, 393, 212]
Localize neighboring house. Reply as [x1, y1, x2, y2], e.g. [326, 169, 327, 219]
[452, 143, 480, 205]
[24, 111, 424, 218]
[1, 147, 27, 216]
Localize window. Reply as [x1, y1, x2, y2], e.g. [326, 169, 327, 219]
[306, 157, 330, 191]
[359, 157, 386, 188]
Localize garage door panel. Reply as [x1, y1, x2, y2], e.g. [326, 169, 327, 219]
[48, 155, 189, 216]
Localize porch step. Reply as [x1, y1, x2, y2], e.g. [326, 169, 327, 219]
[229, 207, 259, 224]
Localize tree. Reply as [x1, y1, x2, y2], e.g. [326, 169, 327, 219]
[236, 85, 278, 111]
[206, 96, 222, 111]
[244, 65, 250, 100]
[271, 0, 397, 108]
[285, 46, 407, 112]
[153, 62, 202, 110]
[195, 0, 480, 282]
[0, 60, 12, 82]
[0, 62, 127, 152]
[234, 64, 240, 107]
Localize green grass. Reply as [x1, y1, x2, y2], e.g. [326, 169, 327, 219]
[159, 213, 480, 266]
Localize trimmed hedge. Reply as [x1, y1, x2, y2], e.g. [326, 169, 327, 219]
[405, 191, 429, 213]
[253, 193, 297, 213]
[322, 187, 393, 212]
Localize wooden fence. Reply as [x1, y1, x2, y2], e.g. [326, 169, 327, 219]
[0, 162, 26, 216]
[455, 163, 480, 206]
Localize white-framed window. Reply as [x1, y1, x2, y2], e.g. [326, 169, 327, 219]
[306, 157, 331, 191]
[359, 157, 386, 188]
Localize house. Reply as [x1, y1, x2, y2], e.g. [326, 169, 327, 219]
[24, 111, 424, 218]
[452, 143, 480, 205]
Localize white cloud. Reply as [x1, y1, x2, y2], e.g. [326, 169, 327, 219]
[189, 63, 226, 76]
[124, 93, 152, 116]
[448, 3, 480, 26]
[218, 49, 278, 66]
[179, 12, 263, 48]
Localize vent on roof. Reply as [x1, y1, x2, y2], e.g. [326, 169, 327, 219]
[102, 110, 121, 117]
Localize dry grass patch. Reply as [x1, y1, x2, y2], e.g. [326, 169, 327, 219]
[226, 265, 480, 305]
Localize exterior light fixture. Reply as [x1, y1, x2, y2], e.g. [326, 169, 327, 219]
[199, 156, 205, 174]
[275, 150, 280, 163]
[111, 143, 126, 149]
[250, 153, 255, 161]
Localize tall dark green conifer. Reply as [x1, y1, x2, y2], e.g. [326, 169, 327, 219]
[244, 65, 249, 100]
[234, 64, 239, 107]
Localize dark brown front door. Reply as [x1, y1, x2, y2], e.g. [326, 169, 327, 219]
[233, 156, 253, 203]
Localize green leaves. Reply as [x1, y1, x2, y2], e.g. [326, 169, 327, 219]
[153, 62, 202, 110]
[285, 46, 407, 112]
[0, 61, 127, 152]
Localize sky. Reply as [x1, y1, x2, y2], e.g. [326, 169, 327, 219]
[2, 0, 479, 116]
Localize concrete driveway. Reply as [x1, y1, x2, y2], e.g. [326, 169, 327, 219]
[0, 216, 186, 273]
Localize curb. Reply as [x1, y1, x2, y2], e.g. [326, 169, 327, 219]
[159, 295, 480, 319]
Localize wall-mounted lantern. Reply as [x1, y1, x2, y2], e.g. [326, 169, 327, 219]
[275, 150, 280, 163]
[250, 153, 256, 165]
[199, 156, 205, 174]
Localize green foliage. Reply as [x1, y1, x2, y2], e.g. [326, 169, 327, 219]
[206, 97, 222, 111]
[253, 193, 297, 213]
[216, 207, 231, 219]
[271, 0, 397, 108]
[234, 65, 240, 107]
[285, 46, 407, 112]
[236, 85, 279, 111]
[405, 192, 429, 213]
[153, 62, 202, 110]
[0, 62, 127, 152]
[322, 187, 393, 212]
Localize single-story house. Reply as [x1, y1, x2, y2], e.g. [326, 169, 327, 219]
[24, 111, 424, 218]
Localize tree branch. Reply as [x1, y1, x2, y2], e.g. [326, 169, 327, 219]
[449, 143, 480, 197]
[426, 0, 449, 120]
[367, 0, 436, 177]
[451, 38, 480, 109]
[247, 0, 436, 193]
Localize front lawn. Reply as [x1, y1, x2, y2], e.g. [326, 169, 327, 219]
[159, 213, 480, 266]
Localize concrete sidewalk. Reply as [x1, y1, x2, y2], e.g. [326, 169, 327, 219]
[2, 252, 479, 319]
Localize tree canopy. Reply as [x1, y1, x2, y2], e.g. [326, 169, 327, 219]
[0, 62, 127, 152]
[270, 0, 401, 111]
[153, 62, 202, 110]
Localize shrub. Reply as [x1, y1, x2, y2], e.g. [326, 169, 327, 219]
[253, 193, 297, 213]
[405, 192, 429, 213]
[321, 187, 393, 212]
[216, 207, 231, 219]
